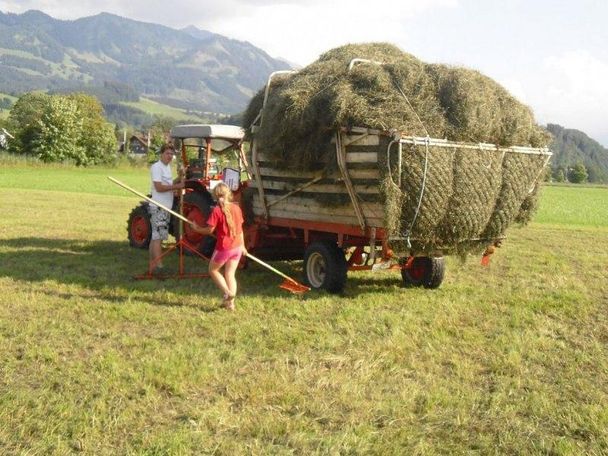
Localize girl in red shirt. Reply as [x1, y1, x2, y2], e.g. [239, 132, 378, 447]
[192, 183, 246, 311]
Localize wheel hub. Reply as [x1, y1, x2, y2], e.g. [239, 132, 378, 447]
[306, 252, 326, 288]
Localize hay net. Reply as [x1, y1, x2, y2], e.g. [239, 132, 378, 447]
[387, 139, 549, 255]
[244, 43, 552, 254]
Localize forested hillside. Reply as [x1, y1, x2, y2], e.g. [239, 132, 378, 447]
[548, 124, 608, 183]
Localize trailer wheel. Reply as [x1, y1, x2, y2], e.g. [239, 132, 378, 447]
[303, 241, 347, 293]
[127, 203, 151, 249]
[181, 192, 215, 257]
[401, 256, 445, 289]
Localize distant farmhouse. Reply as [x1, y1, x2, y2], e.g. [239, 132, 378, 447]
[128, 134, 149, 155]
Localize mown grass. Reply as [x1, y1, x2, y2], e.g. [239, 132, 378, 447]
[1, 165, 607, 454]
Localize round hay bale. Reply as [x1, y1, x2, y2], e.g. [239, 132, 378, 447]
[434, 148, 503, 245]
[481, 153, 548, 239]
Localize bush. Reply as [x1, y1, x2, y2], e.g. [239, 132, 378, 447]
[569, 163, 588, 184]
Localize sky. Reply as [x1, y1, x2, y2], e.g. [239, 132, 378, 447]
[3, 0, 608, 146]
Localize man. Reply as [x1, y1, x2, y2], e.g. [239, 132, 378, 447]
[149, 143, 184, 274]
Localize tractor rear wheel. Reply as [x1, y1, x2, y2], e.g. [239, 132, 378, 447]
[401, 256, 445, 289]
[127, 203, 151, 249]
[181, 192, 216, 257]
[303, 241, 348, 293]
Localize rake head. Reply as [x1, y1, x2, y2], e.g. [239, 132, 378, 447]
[279, 279, 310, 294]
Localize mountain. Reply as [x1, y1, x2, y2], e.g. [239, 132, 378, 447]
[0, 10, 291, 114]
[547, 124, 608, 183]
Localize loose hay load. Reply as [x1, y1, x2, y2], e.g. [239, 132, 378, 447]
[245, 43, 552, 256]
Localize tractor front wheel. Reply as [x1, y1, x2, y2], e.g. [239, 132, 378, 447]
[303, 241, 348, 293]
[401, 256, 445, 289]
[127, 203, 151, 249]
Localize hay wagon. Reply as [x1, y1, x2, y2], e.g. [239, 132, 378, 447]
[246, 125, 551, 293]
[237, 57, 553, 293]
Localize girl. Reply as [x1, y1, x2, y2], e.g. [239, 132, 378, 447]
[192, 182, 246, 311]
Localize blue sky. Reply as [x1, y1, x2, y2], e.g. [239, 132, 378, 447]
[4, 0, 608, 146]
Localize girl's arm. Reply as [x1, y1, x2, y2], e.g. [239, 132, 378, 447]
[191, 221, 215, 235]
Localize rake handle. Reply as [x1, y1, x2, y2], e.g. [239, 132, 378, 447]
[242, 252, 300, 285]
[109, 176, 303, 287]
[108, 176, 191, 224]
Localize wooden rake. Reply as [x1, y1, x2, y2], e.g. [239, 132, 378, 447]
[108, 176, 310, 294]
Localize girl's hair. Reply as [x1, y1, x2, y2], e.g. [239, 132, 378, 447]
[213, 182, 235, 237]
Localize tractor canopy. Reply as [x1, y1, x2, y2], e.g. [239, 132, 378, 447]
[169, 124, 244, 142]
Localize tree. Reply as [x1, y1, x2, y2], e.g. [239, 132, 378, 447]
[569, 163, 588, 184]
[145, 115, 177, 151]
[547, 124, 608, 184]
[554, 168, 566, 183]
[67, 93, 117, 165]
[7, 92, 117, 165]
[7, 92, 51, 154]
[33, 96, 86, 164]
[586, 164, 607, 183]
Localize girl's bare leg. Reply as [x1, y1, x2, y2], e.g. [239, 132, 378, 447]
[223, 258, 239, 298]
[208, 260, 230, 297]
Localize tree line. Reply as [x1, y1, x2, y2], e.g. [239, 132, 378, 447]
[0, 91, 197, 166]
[551, 164, 589, 184]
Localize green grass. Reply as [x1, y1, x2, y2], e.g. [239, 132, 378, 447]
[0, 92, 15, 119]
[0, 92, 18, 102]
[1, 167, 607, 454]
[0, 161, 152, 197]
[122, 97, 204, 121]
[535, 184, 608, 227]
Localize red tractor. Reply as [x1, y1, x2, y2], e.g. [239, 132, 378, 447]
[126, 124, 247, 256]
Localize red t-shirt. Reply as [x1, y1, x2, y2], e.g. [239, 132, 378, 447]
[206, 203, 244, 251]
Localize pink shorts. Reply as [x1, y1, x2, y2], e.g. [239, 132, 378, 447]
[210, 246, 243, 264]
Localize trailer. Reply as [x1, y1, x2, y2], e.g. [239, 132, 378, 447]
[248, 125, 553, 292]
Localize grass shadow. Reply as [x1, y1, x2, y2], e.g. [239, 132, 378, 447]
[0, 237, 303, 307]
[0, 237, 418, 303]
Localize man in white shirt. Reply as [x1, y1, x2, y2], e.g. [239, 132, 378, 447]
[149, 143, 184, 274]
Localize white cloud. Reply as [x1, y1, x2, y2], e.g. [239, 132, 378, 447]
[205, 0, 459, 65]
[496, 78, 528, 105]
[530, 50, 608, 143]
[2, 0, 459, 65]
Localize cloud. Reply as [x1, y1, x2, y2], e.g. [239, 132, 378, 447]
[2, 0, 458, 64]
[204, 0, 459, 64]
[3, 0, 126, 20]
[534, 50, 608, 143]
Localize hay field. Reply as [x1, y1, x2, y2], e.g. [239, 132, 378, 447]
[0, 163, 607, 454]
